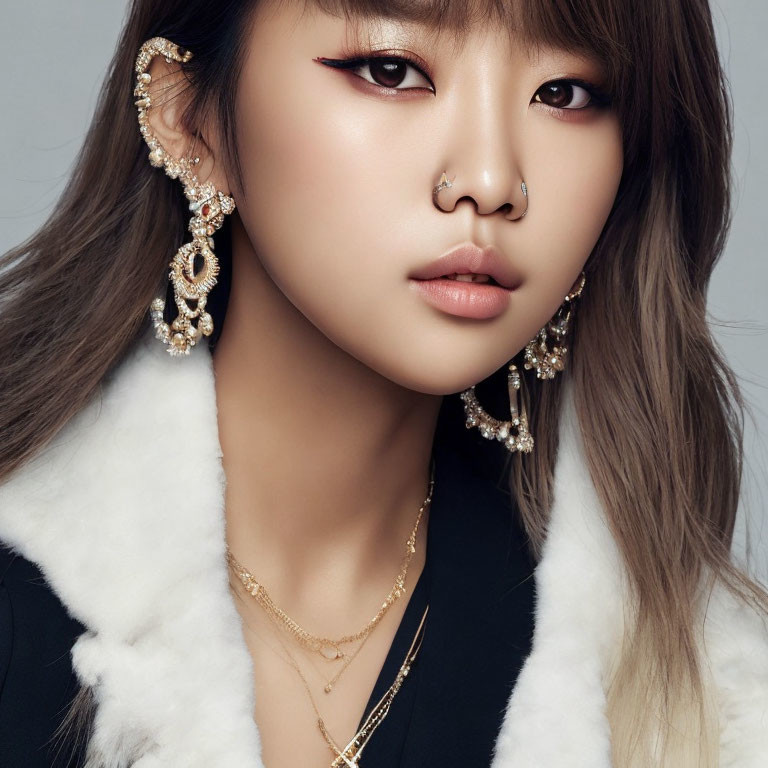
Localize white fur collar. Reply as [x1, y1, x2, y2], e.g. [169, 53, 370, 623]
[0, 326, 766, 767]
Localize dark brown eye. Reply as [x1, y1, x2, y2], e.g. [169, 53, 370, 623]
[357, 56, 433, 91]
[369, 58, 409, 88]
[535, 82, 590, 109]
[316, 55, 434, 92]
[544, 84, 572, 107]
[532, 79, 612, 111]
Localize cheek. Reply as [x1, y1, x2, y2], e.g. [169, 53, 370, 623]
[528, 114, 623, 272]
[515, 113, 623, 317]
[234, 51, 396, 284]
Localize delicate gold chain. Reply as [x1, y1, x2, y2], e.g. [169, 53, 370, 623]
[280, 616, 376, 695]
[226, 459, 434, 667]
[256, 590, 429, 768]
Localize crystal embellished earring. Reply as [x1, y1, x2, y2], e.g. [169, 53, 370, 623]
[134, 37, 236, 356]
[523, 272, 586, 379]
[459, 272, 586, 453]
[459, 363, 534, 453]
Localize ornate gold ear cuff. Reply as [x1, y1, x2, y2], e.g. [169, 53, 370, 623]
[134, 37, 236, 356]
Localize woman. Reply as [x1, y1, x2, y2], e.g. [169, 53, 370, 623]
[0, 0, 766, 766]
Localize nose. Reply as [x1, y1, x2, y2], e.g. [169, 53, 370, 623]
[434, 82, 526, 221]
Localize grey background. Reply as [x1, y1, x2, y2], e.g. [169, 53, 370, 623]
[1, 1, 766, 578]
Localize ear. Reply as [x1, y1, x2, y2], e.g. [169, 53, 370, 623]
[143, 53, 231, 197]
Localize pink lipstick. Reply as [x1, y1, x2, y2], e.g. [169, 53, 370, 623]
[409, 242, 518, 319]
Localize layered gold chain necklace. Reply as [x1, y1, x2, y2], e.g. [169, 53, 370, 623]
[227, 460, 434, 686]
[226, 460, 435, 765]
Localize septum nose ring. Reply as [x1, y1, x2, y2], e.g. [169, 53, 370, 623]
[432, 173, 529, 221]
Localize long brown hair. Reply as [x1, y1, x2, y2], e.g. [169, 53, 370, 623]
[2, 0, 765, 765]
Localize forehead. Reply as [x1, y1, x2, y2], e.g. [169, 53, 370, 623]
[303, 0, 520, 27]
[298, 0, 521, 52]
[297, 0, 612, 64]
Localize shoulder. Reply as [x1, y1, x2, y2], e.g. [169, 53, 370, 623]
[0, 541, 88, 767]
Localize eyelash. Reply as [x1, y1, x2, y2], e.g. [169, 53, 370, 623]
[318, 53, 613, 112]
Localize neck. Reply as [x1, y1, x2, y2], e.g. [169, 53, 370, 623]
[213, 215, 441, 630]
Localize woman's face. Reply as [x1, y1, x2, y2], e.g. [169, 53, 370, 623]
[228, 0, 623, 394]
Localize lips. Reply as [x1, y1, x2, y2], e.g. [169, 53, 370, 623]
[409, 275, 512, 319]
[409, 242, 520, 290]
[443, 272, 499, 285]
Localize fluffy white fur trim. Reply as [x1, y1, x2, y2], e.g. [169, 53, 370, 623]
[490, 389, 622, 767]
[1, 325, 766, 766]
[0, 329, 262, 766]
